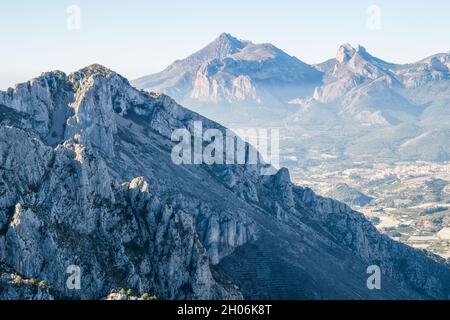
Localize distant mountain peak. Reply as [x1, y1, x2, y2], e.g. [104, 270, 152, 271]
[215, 32, 242, 44]
[357, 45, 368, 54]
[213, 32, 243, 46]
[195, 33, 247, 62]
[336, 44, 357, 63]
[336, 44, 386, 64]
[132, 34, 322, 122]
[336, 44, 373, 63]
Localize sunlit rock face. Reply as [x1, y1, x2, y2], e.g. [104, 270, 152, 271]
[394, 53, 450, 88]
[0, 65, 449, 300]
[133, 33, 322, 123]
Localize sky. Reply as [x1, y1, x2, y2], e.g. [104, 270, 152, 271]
[1, 0, 449, 89]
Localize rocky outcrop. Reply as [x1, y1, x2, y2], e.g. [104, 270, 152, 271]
[292, 186, 449, 299]
[395, 53, 450, 88]
[0, 65, 449, 300]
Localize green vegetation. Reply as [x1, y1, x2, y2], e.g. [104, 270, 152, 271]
[140, 293, 158, 300]
[12, 275, 23, 286]
[38, 280, 47, 289]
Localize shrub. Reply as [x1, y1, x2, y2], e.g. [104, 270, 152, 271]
[127, 289, 133, 296]
[119, 288, 126, 295]
[12, 275, 22, 286]
[140, 292, 157, 300]
[38, 280, 47, 289]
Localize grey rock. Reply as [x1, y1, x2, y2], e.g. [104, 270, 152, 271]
[0, 65, 448, 300]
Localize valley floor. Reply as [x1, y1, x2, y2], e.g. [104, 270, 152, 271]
[290, 161, 450, 259]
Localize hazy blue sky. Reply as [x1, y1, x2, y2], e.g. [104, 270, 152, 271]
[1, 0, 449, 89]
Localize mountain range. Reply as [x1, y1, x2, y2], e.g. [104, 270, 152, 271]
[0, 65, 449, 299]
[134, 33, 450, 162]
[133, 33, 322, 123]
[296, 43, 450, 127]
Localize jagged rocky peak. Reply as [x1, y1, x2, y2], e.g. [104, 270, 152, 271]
[35, 69, 68, 84]
[71, 64, 116, 80]
[357, 45, 368, 53]
[336, 43, 357, 63]
[334, 43, 395, 68]
[20, 64, 120, 92]
[335, 43, 370, 62]
[186, 32, 305, 65]
[415, 53, 450, 74]
[179, 33, 248, 67]
[329, 43, 398, 83]
[209, 32, 248, 58]
[68, 64, 133, 91]
[355, 45, 377, 62]
[133, 33, 323, 124]
[273, 167, 291, 184]
[0, 65, 163, 156]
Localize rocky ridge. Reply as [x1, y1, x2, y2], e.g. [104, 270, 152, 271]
[0, 65, 448, 299]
